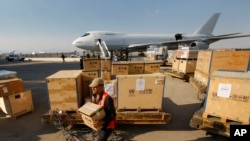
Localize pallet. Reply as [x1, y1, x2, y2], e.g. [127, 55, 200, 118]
[116, 110, 171, 124]
[189, 77, 207, 101]
[11, 109, 35, 120]
[117, 108, 162, 112]
[190, 108, 249, 138]
[164, 70, 193, 82]
[0, 108, 35, 120]
[202, 113, 249, 125]
[41, 110, 83, 126]
[42, 109, 171, 125]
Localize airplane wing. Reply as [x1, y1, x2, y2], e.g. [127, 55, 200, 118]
[128, 34, 250, 50]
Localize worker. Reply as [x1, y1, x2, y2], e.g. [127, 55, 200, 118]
[89, 78, 116, 141]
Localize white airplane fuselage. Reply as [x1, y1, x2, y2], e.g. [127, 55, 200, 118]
[72, 13, 250, 52]
[72, 31, 211, 51]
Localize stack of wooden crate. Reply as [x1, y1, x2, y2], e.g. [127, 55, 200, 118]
[112, 60, 162, 75]
[0, 70, 34, 119]
[193, 49, 250, 87]
[172, 49, 198, 74]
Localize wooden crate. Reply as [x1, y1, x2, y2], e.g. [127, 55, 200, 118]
[112, 61, 129, 75]
[144, 61, 162, 74]
[196, 50, 250, 75]
[82, 70, 99, 81]
[204, 70, 250, 123]
[83, 58, 100, 71]
[178, 59, 197, 74]
[128, 61, 144, 74]
[116, 73, 165, 110]
[176, 49, 198, 59]
[194, 70, 209, 86]
[0, 90, 34, 118]
[46, 70, 83, 111]
[0, 78, 25, 97]
[172, 59, 180, 72]
[101, 70, 111, 81]
[100, 58, 111, 70]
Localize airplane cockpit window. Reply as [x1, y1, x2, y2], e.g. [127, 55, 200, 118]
[81, 33, 90, 37]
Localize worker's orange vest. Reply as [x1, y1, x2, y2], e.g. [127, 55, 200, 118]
[92, 92, 116, 129]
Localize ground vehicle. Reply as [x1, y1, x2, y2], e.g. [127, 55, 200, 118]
[5, 54, 25, 61]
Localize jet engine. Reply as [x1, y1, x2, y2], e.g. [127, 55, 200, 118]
[190, 41, 209, 49]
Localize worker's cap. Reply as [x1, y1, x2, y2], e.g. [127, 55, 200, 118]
[89, 78, 104, 87]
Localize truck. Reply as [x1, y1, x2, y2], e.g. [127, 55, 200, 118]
[5, 54, 25, 61]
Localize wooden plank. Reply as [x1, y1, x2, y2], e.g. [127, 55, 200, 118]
[116, 111, 171, 124]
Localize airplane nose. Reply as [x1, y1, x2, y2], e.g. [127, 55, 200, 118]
[72, 39, 81, 47]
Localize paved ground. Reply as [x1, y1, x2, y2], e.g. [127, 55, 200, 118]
[0, 59, 229, 141]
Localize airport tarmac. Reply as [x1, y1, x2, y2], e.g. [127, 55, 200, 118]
[0, 59, 228, 141]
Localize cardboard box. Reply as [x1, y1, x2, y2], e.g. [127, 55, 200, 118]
[112, 61, 129, 75]
[0, 78, 25, 97]
[128, 61, 144, 74]
[0, 90, 34, 117]
[78, 102, 106, 131]
[144, 61, 162, 74]
[117, 73, 165, 109]
[204, 70, 250, 123]
[46, 70, 83, 111]
[83, 58, 100, 71]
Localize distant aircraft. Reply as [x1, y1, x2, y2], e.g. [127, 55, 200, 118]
[72, 13, 250, 57]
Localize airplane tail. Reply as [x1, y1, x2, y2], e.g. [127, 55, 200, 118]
[192, 13, 220, 35]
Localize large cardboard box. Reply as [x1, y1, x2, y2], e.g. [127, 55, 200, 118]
[46, 70, 83, 111]
[116, 73, 165, 110]
[204, 70, 250, 123]
[83, 58, 100, 71]
[112, 61, 129, 75]
[178, 59, 197, 74]
[128, 61, 144, 74]
[78, 102, 106, 131]
[0, 78, 25, 97]
[0, 90, 34, 117]
[144, 61, 162, 74]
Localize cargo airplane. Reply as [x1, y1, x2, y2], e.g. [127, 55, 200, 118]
[72, 13, 250, 56]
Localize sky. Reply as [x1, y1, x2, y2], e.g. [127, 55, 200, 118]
[1, 0, 250, 54]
